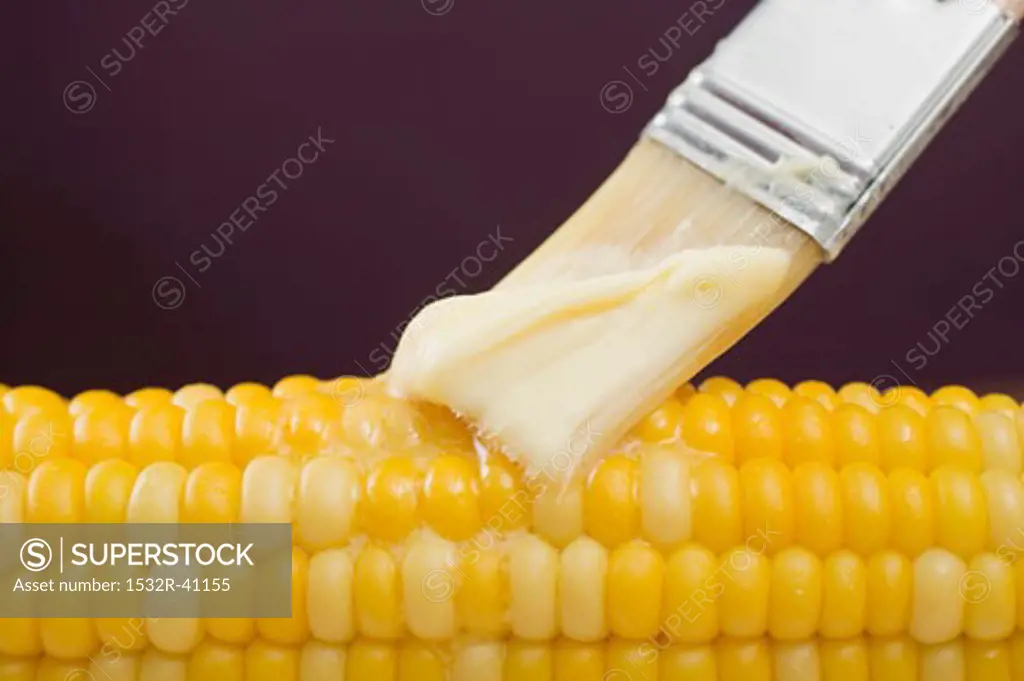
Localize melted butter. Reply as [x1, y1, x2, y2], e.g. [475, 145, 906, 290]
[388, 246, 793, 476]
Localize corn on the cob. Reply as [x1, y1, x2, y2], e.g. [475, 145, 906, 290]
[3, 636, 1024, 681]
[0, 377, 1023, 677]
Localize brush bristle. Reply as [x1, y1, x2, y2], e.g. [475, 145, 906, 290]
[388, 140, 825, 477]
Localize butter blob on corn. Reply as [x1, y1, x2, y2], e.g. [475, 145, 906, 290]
[388, 246, 793, 475]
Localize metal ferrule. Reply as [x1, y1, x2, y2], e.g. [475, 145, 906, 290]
[645, 0, 1019, 260]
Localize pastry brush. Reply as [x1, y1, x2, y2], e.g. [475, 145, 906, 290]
[389, 0, 1023, 476]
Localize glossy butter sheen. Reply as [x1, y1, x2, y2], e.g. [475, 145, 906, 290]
[387, 246, 793, 475]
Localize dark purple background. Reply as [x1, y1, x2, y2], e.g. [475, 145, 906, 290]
[3, 0, 1023, 397]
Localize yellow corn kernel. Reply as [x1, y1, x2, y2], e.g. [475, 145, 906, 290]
[928, 406, 983, 472]
[95, 617, 147, 652]
[794, 380, 840, 410]
[85, 458, 138, 523]
[980, 469, 1024, 553]
[172, 383, 223, 411]
[73, 402, 132, 464]
[363, 456, 421, 542]
[911, 548, 966, 644]
[663, 545, 719, 643]
[698, 376, 744, 406]
[732, 394, 784, 464]
[3, 386, 65, 418]
[680, 393, 734, 460]
[246, 640, 299, 681]
[887, 468, 934, 558]
[422, 454, 481, 541]
[240, 456, 296, 524]
[1012, 634, 1024, 680]
[640, 447, 692, 548]
[398, 642, 448, 681]
[739, 458, 794, 554]
[633, 397, 685, 443]
[346, 640, 396, 680]
[224, 382, 272, 407]
[608, 541, 664, 639]
[963, 553, 1015, 640]
[0, 618, 40, 657]
[585, 454, 639, 548]
[300, 642, 346, 681]
[661, 645, 717, 681]
[124, 387, 173, 410]
[820, 550, 866, 638]
[354, 545, 404, 639]
[69, 389, 120, 418]
[965, 640, 1012, 681]
[980, 393, 1020, 418]
[932, 385, 980, 415]
[832, 403, 881, 467]
[717, 547, 770, 638]
[146, 616, 203, 655]
[36, 658, 91, 681]
[505, 641, 552, 681]
[283, 393, 340, 456]
[841, 462, 890, 555]
[205, 618, 255, 646]
[838, 382, 883, 414]
[508, 533, 559, 640]
[13, 409, 72, 470]
[792, 462, 843, 557]
[233, 397, 283, 467]
[878, 405, 927, 471]
[676, 382, 698, 404]
[0, 408, 12, 472]
[768, 547, 822, 640]
[453, 641, 504, 681]
[188, 640, 244, 681]
[559, 536, 608, 642]
[296, 456, 359, 551]
[919, 641, 963, 681]
[821, 639, 869, 681]
[932, 466, 987, 558]
[868, 636, 918, 681]
[0, 657, 34, 680]
[272, 374, 320, 399]
[456, 546, 510, 637]
[181, 399, 235, 468]
[554, 641, 605, 681]
[479, 451, 529, 533]
[747, 378, 791, 407]
[716, 638, 772, 681]
[532, 475, 584, 548]
[27, 457, 87, 522]
[307, 549, 354, 643]
[182, 461, 241, 524]
[866, 553, 912, 637]
[882, 385, 931, 416]
[403, 534, 457, 640]
[782, 396, 834, 466]
[128, 402, 183, 467]
[138, 649, 186, 680]
[39, 618, 99, 659]
[976, 410, 1023, 474]
[256, 546, 308, 644]
[773, 640, 819, 681]
[127, 461, 187, 522]
[341, 393, 428, 451]
[691, 459, 742, 554]
[607, 638, 658, 681]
